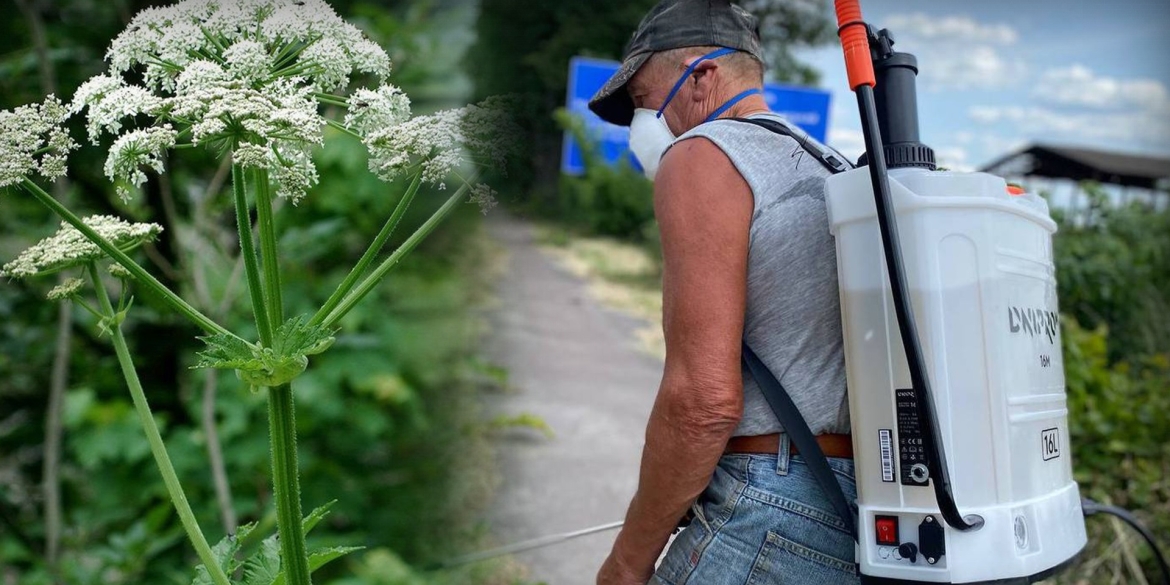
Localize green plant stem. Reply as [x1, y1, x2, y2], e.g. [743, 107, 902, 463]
[252, 167, 283, 326]
[250, 168, 310, 584]
[310, 174, 422, 326]
[324, 119, 362, 140]
[268, 383, 311, 585]
[21, 179, 241, 342]
[322, 176, 476, 328]
[87, 263, 231, 585]
[232, 163, 273, 347]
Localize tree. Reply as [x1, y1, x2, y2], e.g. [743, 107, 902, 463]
[465, 0, 836, 206]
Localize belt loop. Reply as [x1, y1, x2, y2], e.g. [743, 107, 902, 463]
[775, 433, 791, 476]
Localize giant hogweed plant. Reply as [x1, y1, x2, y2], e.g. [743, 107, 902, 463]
[0, 1, 515, 583]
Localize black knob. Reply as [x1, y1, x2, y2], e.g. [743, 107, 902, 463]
[898, 542, 919, 563]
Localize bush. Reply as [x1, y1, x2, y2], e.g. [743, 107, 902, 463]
[551, 109, 656, 243]
[1051, 186, 1170, 583]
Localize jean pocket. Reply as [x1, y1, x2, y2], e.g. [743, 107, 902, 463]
[653, 503, 714, 585]
[744, 531, 858, 585]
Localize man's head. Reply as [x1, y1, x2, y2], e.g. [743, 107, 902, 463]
[587, 0, 765, 129]
[627, 45, 764, 136]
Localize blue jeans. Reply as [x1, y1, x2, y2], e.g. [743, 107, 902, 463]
[651, 434, 860, 585]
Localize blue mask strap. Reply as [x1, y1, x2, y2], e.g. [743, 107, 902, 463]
[704, 87, 763, 123]
[656, 47, 738, 118]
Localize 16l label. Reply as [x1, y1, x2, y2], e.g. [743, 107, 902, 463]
[1041, 428, 1060, 461]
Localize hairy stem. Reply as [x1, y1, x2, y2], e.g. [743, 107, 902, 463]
[231, 163, 273, 346]
[268, 383, 310, 585]
[21, 179, 239, 341]
[252, 167, 283, 326]
[88, 264, 231, 585]
[323, 176, 476, 328]
[248, 166, 310, 583]
[311, 174, 421, 326]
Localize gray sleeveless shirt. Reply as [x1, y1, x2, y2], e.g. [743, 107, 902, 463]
[668, 112, 851, 437]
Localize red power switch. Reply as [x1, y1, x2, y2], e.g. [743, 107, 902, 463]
[875, 515, 900, 546]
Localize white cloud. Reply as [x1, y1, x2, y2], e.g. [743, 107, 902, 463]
[883, 13, 1019, 45]
[880, 13, 1025, 90]
[967, 104, 1170, 148]
[933, 145, 973, 172]
[828, 126, 866, 163]
[1033, 64, 1170, 112]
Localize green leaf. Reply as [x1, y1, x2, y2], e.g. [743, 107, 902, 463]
[194, 315, 336, 387]
[191, 521, 256, 585]
[302, 499, 338, 535]
[242, 533, 281, 585]
[270, 546, 364, 585]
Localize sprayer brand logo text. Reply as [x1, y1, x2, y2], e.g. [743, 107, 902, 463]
[1008, 306, 1059, 344]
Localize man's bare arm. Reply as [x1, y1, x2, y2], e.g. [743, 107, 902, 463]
[598, 137, 754, 583]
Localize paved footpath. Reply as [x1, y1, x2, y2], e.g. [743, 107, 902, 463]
[480, 212, 664, 585]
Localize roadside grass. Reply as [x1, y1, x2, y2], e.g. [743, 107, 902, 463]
[532, 223, 665, 359]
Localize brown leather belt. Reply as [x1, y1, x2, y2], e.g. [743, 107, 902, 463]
[725, 433, 853, 459]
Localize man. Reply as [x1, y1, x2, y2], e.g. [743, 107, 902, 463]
[588, 1, 857, 584]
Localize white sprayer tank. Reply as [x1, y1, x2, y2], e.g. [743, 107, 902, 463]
[825, 166, 1086, 583]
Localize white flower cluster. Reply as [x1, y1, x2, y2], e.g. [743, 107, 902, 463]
[0, 96, 77, 188]
[71, 0, 401, 203]
[1, 216, 163, 279]
[71, 75, 161, 143]
[47, 278, 85, 301]
[364, 97, 517, 186]
[105, 125, 178, 202]
[344, 84, 411, 138]
[468, 183, 499, 215]
[106, 0, 390, 93]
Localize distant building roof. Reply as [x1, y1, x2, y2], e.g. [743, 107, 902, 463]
[980, 144, 1170, 190]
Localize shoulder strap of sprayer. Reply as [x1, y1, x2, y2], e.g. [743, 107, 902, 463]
[729, 116, 858, 542]
[741, 344, 858, 542]
[727, 117, 853, 174]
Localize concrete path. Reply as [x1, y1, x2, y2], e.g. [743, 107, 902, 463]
[481, 212, 664, 585]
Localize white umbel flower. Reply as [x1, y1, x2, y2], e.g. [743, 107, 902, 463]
[47, 277, 85, 301]
[364, 97, 517, 185]
[105, 125, 178, 202]
[0, 96, 77, 188]
[69, 0, 398, 202]
[107, 0, 391, 92]
[468, 183, 499, 215]
[345, 85, 411, 138]
[1, 216, 163, 279]
[223, 40, 274, 86]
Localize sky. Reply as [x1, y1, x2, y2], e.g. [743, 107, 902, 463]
[794, 0, 1170, 171]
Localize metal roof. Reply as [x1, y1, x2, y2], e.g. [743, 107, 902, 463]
[980, 144, 1170, 189]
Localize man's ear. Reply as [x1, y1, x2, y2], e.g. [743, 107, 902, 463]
[688, 60, 719, 104]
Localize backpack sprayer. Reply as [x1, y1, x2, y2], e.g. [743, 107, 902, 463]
[830, 1, 1168, 583]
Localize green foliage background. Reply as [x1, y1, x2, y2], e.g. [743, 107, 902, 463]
[0, 1, 521, 584]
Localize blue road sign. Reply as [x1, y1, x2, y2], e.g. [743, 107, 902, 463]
[562, 56, 832, 176]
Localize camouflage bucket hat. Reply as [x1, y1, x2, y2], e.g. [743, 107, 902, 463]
[587, 0, 764, 126]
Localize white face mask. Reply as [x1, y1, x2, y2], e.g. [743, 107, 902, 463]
[628, 107, 675, 181]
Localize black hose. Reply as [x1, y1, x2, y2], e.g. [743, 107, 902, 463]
[1082, 498, 1170, 585]
[854, 85, 981, 532]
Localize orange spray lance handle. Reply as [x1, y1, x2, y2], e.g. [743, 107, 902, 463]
[835, 0, 875, 90]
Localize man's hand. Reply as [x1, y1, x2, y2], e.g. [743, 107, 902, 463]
[597, 135, 753, 582]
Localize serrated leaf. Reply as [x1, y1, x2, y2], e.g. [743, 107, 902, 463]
[270, 546, 364, 585]
[242, 533, 282, 585]
[193, 316, 336, 387]
[273, 315, 336, 357]
[190, 522, 256, 585]
[302, 499, 337, 536]
[194, 333, 264, 371]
